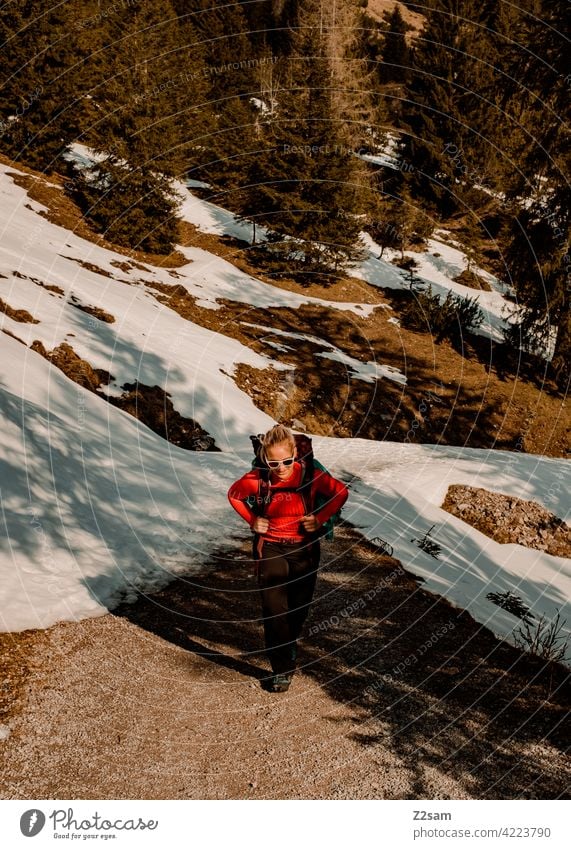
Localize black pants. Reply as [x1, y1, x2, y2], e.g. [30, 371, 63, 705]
[255, 538, 320, 675]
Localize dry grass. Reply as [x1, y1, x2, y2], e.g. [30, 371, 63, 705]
[68, 296, 115, 323]
[30, 340, 113, 391]
[0, 297, 39, 323]
[365, 0, 425, 38]
[3, 153, 569, 458]
[442, 485, 571, 558]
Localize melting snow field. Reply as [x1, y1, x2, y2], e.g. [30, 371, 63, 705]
[0, 158, 569, 664]
[176, 156, 515, 345]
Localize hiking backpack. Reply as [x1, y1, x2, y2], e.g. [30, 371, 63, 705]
[247, 432, 341, 541]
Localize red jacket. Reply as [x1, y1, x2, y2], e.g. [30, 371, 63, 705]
[228, 462, 348, 543]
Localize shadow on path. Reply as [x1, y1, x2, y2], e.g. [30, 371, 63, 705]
[114, 522, 571, 800]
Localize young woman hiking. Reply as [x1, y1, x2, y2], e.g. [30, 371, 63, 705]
[228, 424, 348, 693]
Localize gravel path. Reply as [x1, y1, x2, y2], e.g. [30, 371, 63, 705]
[1, 525, 569, 799]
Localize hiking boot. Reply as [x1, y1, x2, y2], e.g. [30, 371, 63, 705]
[269, 673, 292, 693]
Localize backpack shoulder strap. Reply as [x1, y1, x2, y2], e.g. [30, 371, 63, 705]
[294, 434, 316, 513]
[257, 468, 271, 516]
[244, 466, 272, 517]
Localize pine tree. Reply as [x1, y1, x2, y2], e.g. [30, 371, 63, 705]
[500, 0, 570, 386]
[0, 1, 104, 171]
[399, 0, 503, 218]
[503, 191, 570, 381]
[241, 0, 301, 54]
[379, 5, 411, 85]
[236, 0, 371, 278]
[178, 0, 259, 191]
[69, 0, 204, 253]
[320, 0, 376, 149]
[83, 0, 207, 177]
[74, 165, 181, 254]
[0, 1, 26, 101]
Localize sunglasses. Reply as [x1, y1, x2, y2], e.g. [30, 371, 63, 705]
[266, 457, 295, 468]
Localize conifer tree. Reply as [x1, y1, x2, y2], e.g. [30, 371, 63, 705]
[0, 1, 26, 106]
[0, 1, 103, 171]
[236, 0, 371, 277]
[177, 0, 258, 190]
[241, 0, 301, 54]
[379, 5, 411, 85]
[320, 0, 376, 149]
[500, 0, 570, 385]
[70, 0, 205, 253]
[399, 0, 503, 218]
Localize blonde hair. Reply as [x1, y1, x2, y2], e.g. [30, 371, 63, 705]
[260, 424, 296, 464]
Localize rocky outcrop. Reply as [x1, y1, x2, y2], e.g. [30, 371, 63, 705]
[442, 485, 571, 558]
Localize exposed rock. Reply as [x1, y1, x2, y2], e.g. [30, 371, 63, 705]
[442, 485, 571, 558]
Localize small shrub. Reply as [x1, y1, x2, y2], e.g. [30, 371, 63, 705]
[452, 292, 485, 337]
[411, 524, 442, 558]
[487, 590, 534, 623]
[395, 256, 422, 288]
[454, 268, 492, 291]
[513, 612, 570, 665]
[502, 314, 550, 357]
[370, 537, 394, 557]
[401, 284, 485, 343]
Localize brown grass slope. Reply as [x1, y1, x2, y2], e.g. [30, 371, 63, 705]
[2, 154, 568, 457]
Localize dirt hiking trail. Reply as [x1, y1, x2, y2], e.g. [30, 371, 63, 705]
[1, 524, 569, 799]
